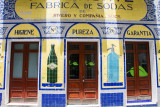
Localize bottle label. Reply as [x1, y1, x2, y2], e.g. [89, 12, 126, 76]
[47, 63, 57, 70]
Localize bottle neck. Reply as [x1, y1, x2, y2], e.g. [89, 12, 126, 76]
[111, 48, 114, 52]
[50, 45, 56, 55]
[51, 44, 55, 48]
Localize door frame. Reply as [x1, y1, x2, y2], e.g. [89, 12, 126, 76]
[125, 40, 157, 105]
[5, 39, 40, 105]
[66, 39, 100, 106]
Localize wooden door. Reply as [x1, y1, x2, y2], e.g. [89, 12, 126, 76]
[10, 42, 38, 102]
[126, 42, 151, 100]
[67, 42, 98, 104]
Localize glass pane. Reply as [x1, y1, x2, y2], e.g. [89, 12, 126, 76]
[85, 45, 95, 51]
[138, 53, 148, 77]
[126, 44, 133, 50]
[28, 53, 38, 78]
[69, 54, 79, 79]
[29, 44, 38, 50]
[126, 53, 134, 77]
[85, 54, 95, 79]
[14, 44, 24, 50]
[13, 53, 23, 78]
[138, 44, 146, 50]
[69, 45, 79, 50]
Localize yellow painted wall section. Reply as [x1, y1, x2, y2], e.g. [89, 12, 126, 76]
[157, 40, 160, 86]
[67, 23, 99, 37]
[0, 40, 5, 88]
[9, 24, 40, 38]
[15, 0, 147, 20]
[125, 25, 154, 38]
[102, 39, 124, 88]
[41, 39, 64, 89]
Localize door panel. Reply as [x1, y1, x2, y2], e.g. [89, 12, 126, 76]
[126, 42, 151, 100]
[69, 54, 79, 79]
[10, 42, 38, 102]
[13, 53, 23, 78]
[85, 54, 96, 79]
[126, 51, 136, 97]
[10, 43, 25, 99]
[84, 53, 98, 100]
[11, 53, 24, 98]
[28, 53, 38, 78]
[67, 42, 98, 104]
[26, 51, 38, 98]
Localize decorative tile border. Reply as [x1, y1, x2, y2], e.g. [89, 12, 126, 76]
[0, 0, 22, 20]
[141, 0, 156, 21]
[101, 27, 123, 35]
[0, 27, 7, 36]
[42, 26, 65, 34]
[154, 28, 160, 36]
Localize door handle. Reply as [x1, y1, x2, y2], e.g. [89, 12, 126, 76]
[82, 76, 85, 82]
[83, 76, 85, 79]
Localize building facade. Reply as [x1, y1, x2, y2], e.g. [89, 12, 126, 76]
[0, 0, 160, 107]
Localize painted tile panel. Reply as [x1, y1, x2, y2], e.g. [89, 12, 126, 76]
[125, 25, 154, 39]
[0, 0, 157, 21]
[41, 39, 64, 89]
[66, 23, 99, 37]
[102, 39, 124, 89]
[8, 24, 40, 38]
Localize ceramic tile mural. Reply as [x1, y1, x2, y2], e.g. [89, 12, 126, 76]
[125, 25, 154, 39]
[66, 23, 99, 37]
[102, 39, 124, 89]
[8, 24, 40, 38]
[41, 39, 64, 89]
[0, 0, 156, 21]
[0, 0, 160, 107]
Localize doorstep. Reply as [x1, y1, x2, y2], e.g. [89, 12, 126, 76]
[67, 104, 100, 107]
[7, 102, 38, 107]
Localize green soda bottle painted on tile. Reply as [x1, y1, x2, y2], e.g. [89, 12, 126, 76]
[47, 44, 58, 83]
